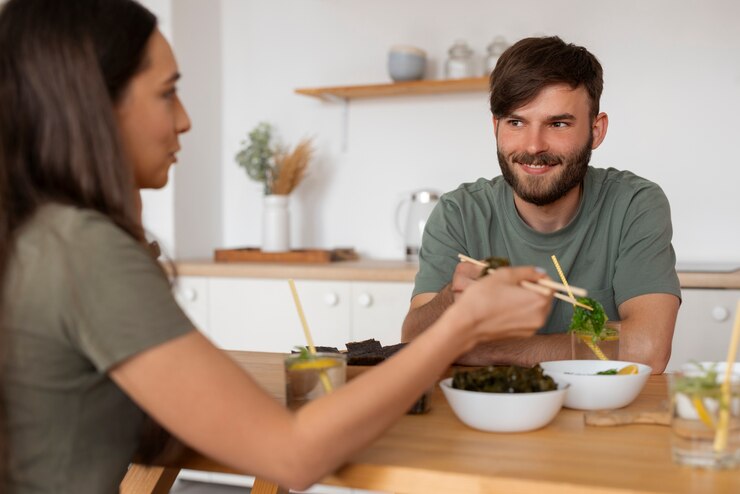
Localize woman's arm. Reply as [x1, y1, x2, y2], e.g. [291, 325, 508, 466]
[110, 267, 551, 491]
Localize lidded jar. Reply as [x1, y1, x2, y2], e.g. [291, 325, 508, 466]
[484, 36, 509, 75]
[444, 40, 476, 79]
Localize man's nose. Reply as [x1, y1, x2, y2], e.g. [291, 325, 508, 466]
[522, 127, 548, 155]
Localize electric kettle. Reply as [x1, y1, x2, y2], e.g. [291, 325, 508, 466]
[395, 189, 441, 261]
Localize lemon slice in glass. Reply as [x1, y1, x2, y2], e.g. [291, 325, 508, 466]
[288, 358, 342, 371]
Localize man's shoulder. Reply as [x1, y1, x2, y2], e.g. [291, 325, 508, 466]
[441, 176, 507, 204]
[590, 167, 664, 195]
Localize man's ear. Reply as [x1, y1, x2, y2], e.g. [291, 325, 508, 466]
[591, 112, 609, 149]
[492, 115, 499, 136]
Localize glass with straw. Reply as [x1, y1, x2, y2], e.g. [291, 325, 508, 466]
[549, 254, 619, 361]
[669, 300, 740, 468]
[284, 279, 346, 410]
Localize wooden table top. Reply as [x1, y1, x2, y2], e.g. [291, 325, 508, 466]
[176, 351, 740, 494]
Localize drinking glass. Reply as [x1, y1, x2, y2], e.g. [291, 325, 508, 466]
[571, 321, 620, 360]
[669, 370, 740, 469]
[284, 352, 346, 410]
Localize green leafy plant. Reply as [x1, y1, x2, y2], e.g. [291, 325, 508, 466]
[292, 346, 312, 360]
[568, 296, 608, 340]
[235, 122, 313, 195]
[596, 368, 618, 375]
[673, 362, 722, 399]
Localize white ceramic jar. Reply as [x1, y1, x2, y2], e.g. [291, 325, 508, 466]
[262, 194, 290, 252]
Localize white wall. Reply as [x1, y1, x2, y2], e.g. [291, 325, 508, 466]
[172, 0, 740, 263]
[172, 0, 223, 259]
[138, 0, 176, 256]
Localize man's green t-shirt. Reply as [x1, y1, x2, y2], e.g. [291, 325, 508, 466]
[3, 204, 193, 493]
[414, 167, 681, 333]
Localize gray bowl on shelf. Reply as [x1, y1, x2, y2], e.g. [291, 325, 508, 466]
[388, 46, 426, 82]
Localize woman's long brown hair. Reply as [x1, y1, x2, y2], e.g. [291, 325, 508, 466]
[0, 0, 157, 487]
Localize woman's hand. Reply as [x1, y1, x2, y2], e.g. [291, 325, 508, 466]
[453, 266, 553, 344]
[450, 261, 484, 301]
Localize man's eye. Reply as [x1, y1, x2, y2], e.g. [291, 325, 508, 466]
[551, 122, 569, 128]
[507, 119, 523, 127]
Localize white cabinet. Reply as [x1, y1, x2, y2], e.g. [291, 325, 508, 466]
[208, 278, 352, 351]
[203, 277, 412, 352]
[173, 275, 210, 335]
[667, 289, 740, 371]
[351, 281, 412, 345]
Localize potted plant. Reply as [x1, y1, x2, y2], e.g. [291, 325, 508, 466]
[235, 122, 313, 252]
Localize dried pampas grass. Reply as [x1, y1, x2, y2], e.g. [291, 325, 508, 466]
[271, 138, 313, 195]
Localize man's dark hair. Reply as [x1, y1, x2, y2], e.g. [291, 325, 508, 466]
[489, 36, 603, 120]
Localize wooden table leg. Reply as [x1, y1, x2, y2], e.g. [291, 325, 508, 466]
[252, 477, 289, 494]
[119, 464, 179, 494]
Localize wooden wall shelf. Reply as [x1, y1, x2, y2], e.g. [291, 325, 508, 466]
[295, 76, 489, 100]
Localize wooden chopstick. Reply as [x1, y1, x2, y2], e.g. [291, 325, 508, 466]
[521, 281, 593, 310]
[457, 253, 487, 267]
[537, 278, 587, 297]
[457, 253, 589, 299]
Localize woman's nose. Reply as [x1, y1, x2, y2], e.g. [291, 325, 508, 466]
[175, 96, 192, 134]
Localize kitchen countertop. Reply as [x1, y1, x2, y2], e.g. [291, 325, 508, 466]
[173, 259, 740, 289]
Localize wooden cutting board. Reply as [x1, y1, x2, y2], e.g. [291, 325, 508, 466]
[214, 247, 358, 264]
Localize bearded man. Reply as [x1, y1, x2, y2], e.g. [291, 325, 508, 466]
[401, 36, 681, 373]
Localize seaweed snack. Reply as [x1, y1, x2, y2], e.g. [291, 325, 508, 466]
[381, 342, 407, 359]
[345, 339, 428, 413]
[452, 364, 557, 393]
[345, 339, 385, 365]
[478, 256, 510, 277]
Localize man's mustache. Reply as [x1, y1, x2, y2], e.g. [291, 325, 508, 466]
[510, 152, 563, 166]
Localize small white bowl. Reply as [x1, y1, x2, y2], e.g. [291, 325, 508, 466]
[540, 360, 651, 410]
[439, 377, 568, 432]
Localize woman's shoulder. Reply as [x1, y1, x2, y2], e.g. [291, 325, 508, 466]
[13, 203, 145, 272]
[22, 203, 130, 247]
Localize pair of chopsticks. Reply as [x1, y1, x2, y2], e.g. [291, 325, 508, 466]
[457, 254, 592, 311]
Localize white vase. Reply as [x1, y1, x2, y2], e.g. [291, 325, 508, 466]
[262, 194, 290, 252]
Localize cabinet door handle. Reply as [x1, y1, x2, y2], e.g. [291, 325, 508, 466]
[183, 288, 197, 302]
[711, 306, 729, 322]
[324, 292, 339, 307]
[357, 293, 373, 308]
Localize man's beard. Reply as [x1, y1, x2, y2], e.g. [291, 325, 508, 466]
[497, 134, 593, 207]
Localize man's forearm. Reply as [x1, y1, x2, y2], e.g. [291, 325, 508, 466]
[455, 334, 572, 367]
[401, 285, 454, 342]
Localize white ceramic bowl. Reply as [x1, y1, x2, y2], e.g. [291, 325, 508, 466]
[439, 377, 568, 432]
[539, 360, 651, 410]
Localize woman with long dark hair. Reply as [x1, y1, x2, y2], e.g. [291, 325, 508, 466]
[0, 1, 553, 492]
